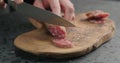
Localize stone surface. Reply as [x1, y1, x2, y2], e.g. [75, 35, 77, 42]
[0, 0, 120, 63]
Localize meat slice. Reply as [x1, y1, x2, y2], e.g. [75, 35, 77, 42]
[47, 24, 66, 39]
[52, 39, 73, 48]
[45, 24, 73, 48]
[86, 10, 109, 23]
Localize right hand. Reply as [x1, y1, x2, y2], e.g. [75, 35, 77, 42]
[14, 0, 75, 21]
[1, 0, 75, 21]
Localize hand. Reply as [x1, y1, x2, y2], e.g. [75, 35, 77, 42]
[15, 0, 75, 21]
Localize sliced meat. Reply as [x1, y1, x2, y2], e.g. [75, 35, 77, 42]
[52, 39, 73, 48]
[46, 24, 66, 39]
[86, 10, 109, 23]
[45, 24, 73, 48]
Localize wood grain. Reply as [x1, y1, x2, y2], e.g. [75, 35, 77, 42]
[14, 13, 115, 58]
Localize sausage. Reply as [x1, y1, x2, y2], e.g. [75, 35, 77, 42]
[52, 38, 73, 48]
[46, 24, 66, 39]
[86, 10, 109, 23]
[45, 24, 73, 48]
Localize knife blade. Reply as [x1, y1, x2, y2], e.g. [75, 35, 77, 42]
[7, 1, 75, 27]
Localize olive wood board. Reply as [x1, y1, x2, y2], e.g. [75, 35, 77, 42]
[14, 13, 115, 58]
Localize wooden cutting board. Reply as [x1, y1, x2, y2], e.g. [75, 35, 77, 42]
[14, 13, 115, 58]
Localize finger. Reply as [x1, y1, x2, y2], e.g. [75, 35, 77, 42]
[14, 0, 23, 4]
[0, 0, 7, 8]
[60, 0, 75, 21]
[64, 8, 75, 21]
[48, 0, 61, 16]
[33, 0, 45, 9]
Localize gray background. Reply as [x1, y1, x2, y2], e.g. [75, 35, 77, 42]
[0, 0, 120, 63]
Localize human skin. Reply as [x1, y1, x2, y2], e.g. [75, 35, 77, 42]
[14, 0, 75, 21]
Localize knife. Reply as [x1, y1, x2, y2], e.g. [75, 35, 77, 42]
[6, 0, 75, 27]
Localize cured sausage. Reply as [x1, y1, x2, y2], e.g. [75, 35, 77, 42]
[52, 39, 73, 48]
[46, 24, 73, 48]
[86, 10, 109, 23]
[47, 24, 66, 39]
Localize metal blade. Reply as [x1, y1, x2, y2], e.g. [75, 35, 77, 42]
[17, 3, 75, 27]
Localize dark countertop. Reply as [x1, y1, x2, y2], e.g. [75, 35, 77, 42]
[0, 0, 120, 63]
